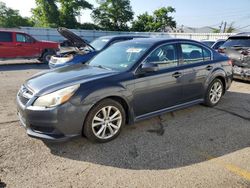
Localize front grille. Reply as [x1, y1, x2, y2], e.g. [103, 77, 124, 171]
[18, 94, 29, 105]
[18, 85, 33, 105]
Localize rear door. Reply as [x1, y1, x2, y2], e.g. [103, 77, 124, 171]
[0, 31, 16, 58]
[14, 33, 40, 58]
[178, 42, 213, 102]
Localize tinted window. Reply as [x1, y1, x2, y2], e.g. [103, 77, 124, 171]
[0, 32, 12, 42]
[16, 33, 33, 43]
[212, 41, 225, 50]
[144, 44, 178, 69]
[181, 44, 211, 64]
[89, 42, 151, 71]
[221, 37, 250, 48]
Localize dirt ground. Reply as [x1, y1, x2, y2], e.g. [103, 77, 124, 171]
[0, 64, 250, 188]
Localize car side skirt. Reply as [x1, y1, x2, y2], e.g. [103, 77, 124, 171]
[134, 99, 204, 122]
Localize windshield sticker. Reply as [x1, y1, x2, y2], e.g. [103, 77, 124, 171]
[126, 48, 143, 53]
[120, 64, 128, 68]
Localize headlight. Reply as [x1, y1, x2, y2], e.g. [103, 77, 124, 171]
[33, 84, 80, 108]
[51, 54, 74, 64]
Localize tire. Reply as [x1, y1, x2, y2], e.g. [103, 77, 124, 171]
[83, 99, 125, 143]
[41, 51, 55, 64]
[204, 78, 224, 107]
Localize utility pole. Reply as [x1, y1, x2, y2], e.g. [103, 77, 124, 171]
[223, 22, 227, 33]
[219, 21, 224, 33]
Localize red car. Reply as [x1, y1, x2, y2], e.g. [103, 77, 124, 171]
[0, 30, 59, 63]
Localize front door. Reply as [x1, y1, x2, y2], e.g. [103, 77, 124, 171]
[133, 43, 183, 117]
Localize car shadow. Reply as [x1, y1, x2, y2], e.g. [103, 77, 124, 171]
[44, 91, 250, 170]
[0, 63, 49, 71]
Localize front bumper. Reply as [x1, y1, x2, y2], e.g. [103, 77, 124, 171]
[16, 92, 90, 141]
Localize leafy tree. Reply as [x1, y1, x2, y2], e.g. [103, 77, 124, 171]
[92, 0, 134, 31]
[58, 0, 93, 28]
[131, 12, 154, 32]
[79, 22, 101, 30]
[32, 0, 60, 27]
[226, 22, 236, 33]
[32, 0, 92, 28]
[131, 7, 176, 32]
[0, 1, 34, 28]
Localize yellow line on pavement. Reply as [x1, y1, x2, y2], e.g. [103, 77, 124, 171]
[195, 150, 250, 181]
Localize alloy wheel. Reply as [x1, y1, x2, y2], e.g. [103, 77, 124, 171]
[209, 81, 223, 104]
[91, 106, 122, 140]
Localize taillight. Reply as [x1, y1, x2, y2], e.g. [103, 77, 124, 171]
[227, 59, 233, 66]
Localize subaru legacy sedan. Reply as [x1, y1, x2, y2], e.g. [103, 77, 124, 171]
[17, 38, 233, 143]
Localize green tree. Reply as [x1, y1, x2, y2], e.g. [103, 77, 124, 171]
[58, 0, 92, 28]
[131, 7, 176, 32]
[92, 0, 134, 31]
[131, 12, 154, 32]
[32, 0, 92, 28]
[0, 1, 34, 28]
[32, 0, 60, 27]
[226, 22, 236, 33]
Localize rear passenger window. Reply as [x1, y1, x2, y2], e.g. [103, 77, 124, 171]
[0, 32, 12, 42]
[181, 44, 211, 64]
[145, 44, 178, 69]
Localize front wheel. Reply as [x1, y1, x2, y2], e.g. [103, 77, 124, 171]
[204, 78, 224, 107]
[84, 99, 125, 143]
[41, 51, 55, 64]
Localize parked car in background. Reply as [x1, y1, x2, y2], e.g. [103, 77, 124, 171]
[218, 32, 250, 81]
[211, 39, 226, 50]
[201, 40, 215, 47]
[0, 30, 59, 63]
[17, 38, 233, 143]
[49, 27, 148, 69]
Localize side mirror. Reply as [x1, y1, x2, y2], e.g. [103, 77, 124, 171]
[140, 62, 159, 73]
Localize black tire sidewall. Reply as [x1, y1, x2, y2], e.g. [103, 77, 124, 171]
[205, 79, 224, 107]
[42, 51, 55, 64]
[83, 99, 125, 143]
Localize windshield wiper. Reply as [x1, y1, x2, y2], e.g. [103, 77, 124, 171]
[93, 65, 112, 70]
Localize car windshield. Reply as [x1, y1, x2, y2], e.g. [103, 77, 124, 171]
[221, 37, 250, 48]
[90, 38, 111, 51]
[88, 42, 151, 71]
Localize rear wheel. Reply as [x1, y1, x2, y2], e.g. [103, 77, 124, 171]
[84, 99, 125, 143]
[41, 51, 55, 64]
[204, 78, 224, 107]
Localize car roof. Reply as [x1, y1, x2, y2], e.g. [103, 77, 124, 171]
[0, 30, 25, 34]
[114, 38, 207, 46]
[98, 35, 149, 39]
[229, 32, 250, 38]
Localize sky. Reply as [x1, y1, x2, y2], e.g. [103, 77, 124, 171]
[2, 0, 250, 30]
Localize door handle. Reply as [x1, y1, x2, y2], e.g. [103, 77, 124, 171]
[0, 43, 3, 46]
[172, 72, 182, 78]
[16, 44, 22, 46]
[206, 65, 213, 71]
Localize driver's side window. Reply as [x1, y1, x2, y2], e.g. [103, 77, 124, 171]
[144, 44, 178, 69]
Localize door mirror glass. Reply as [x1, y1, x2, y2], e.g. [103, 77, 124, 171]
[140, 62, 159, 73]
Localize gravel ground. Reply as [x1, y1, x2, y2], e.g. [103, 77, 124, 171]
[0, 64, 250, 188]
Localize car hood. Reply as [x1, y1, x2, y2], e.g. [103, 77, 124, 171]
[57, 27, 95, 50]
[25, 64, 117, 95]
